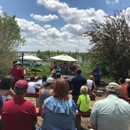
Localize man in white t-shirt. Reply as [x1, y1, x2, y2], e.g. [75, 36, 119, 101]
[27, 76, 39, 93]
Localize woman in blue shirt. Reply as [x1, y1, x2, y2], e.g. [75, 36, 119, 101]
[41, 78, 77, 130]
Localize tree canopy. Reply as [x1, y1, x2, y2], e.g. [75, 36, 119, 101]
[0, 13, 25, 77]
[84, 10, 130, 81]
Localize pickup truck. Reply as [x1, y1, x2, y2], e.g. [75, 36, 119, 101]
[30, 61, 42, 67]
[17, 60, 42, 67]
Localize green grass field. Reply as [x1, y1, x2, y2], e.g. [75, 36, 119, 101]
[25, 61, 112, 82]
[25, 61, 50, 77]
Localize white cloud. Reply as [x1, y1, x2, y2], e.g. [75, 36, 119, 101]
[36, 0, 106, 34]
[15, 0, 108, 52]
[0, 2, 104, 52]
[15, 18, 71, 51]
[0, 5, 3, 15]
[2, 0, 127, 52]
[30, 13, 58, 21]
[61, 24, 83, 35]
[122, 3, 124, 7]
[43, 24, 51, 29]
[115, 0, 119, 3]
[16, 18, 47, 36]
[106, 0, 119, 5]
[47, 27, 61, 38]
[37, 0, 68, 11]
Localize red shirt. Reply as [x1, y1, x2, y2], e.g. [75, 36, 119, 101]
[119, 84, 127, 98]
[50, 66, 54, 73]
[2, 97, 37, 130]
[11, 66, 24, 82]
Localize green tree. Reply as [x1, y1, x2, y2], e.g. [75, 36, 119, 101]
[0, 13, 25, 77]
[84, 10, 130, 81]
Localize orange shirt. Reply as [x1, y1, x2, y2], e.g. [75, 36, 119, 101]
[119, 84, 127, 98]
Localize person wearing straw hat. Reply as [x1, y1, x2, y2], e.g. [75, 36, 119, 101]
[89, 82, 130, 130]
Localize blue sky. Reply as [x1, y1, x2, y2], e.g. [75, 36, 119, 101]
[0, 0, 130, 52]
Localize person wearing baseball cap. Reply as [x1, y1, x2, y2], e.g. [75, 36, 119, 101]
[1, 79, 38, 130]
[89, 82, 130, 130]
[14, 79, 28, 89]
[11, 60, 26, 90]
[39, 77, 55, 112]
[75, 68, 82, 74]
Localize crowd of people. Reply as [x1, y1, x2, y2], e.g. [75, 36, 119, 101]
[0, 60, 130, 130]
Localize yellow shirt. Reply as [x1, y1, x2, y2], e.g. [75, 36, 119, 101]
[77, 94, 90, 112]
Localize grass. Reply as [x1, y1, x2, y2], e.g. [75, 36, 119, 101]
[25, 61, 50, 77]
[26, 61, 90, 78]
[25, 61, 112, 82]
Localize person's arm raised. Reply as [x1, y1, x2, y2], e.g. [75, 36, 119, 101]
[21, 66, 26, 75]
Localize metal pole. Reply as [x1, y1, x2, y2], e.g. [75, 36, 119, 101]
[22, 52, 24, 66]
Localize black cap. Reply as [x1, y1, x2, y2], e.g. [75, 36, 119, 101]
[13, 60, 20, 66]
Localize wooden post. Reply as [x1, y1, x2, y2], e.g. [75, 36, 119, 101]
[75, 115, 81, 130]
[36, 98, 39, 107]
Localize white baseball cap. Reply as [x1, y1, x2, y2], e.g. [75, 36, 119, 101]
[46, 77, 55, 83]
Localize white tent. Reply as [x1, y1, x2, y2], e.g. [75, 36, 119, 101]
[19, 55, 42, 61]
[50, 54, 77, 62]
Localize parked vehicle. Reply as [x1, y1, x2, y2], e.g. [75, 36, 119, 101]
[17, 59, 31, 67]
[30, 61, 42, 67]
[17, 60, 42, 67]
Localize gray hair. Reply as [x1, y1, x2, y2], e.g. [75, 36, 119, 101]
[106, 82, 120, 95]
